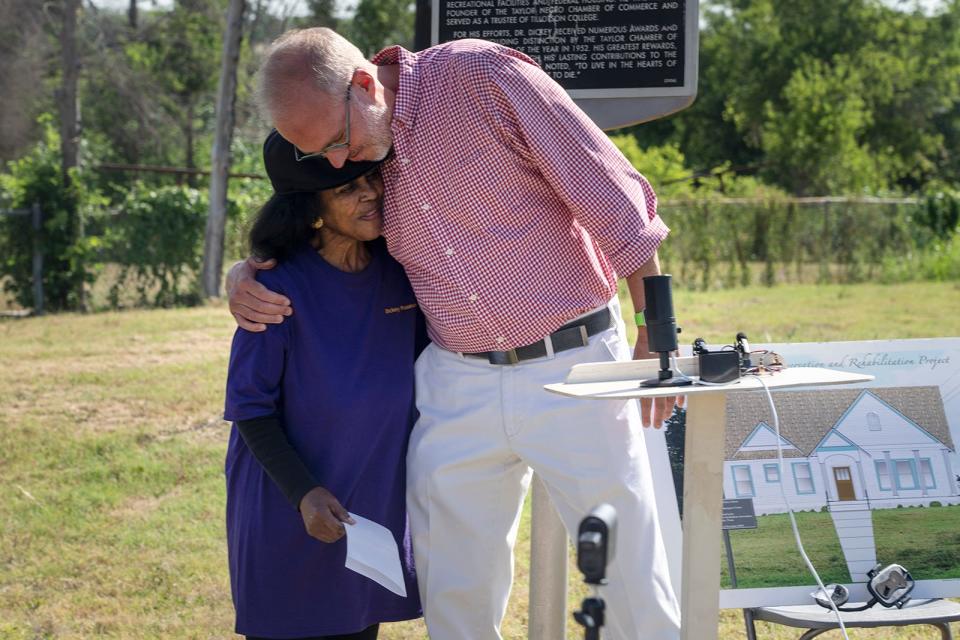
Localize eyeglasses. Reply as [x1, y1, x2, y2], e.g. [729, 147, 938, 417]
[294, 85, 352, 162]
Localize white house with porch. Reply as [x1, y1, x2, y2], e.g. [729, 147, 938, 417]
[722, 386, 960, 516]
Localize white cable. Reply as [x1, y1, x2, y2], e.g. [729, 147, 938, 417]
[670, 356, 851, 639]
[753, 374, 850, 639]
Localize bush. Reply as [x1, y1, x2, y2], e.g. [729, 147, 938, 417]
[0, 123, 268, 312]
[103, 184, 208, 307]
[656, 198, 958, 290]
[0, 118, 105, 311]
[611, 140, 960, 290]
[919, 190, 960, 240]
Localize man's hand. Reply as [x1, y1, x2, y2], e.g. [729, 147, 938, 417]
[633, 324, 680, 429]
[299, 486, 356, 543]
[226, 257, 292, 332]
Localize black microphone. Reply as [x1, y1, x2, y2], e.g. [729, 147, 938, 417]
[640, 274, 690, 387]
[643, 274, 680, 354]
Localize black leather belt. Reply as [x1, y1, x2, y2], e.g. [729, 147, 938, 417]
[464, 307, 612, 365]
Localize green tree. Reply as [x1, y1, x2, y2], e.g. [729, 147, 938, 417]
[760, 57, 880, 195]
[303, 0, 338, 28]
[128, 0, 223, 185]
[346, 0, 414, 57]
[633, 0, 960, 195]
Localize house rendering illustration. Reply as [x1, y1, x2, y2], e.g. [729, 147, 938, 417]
[722, 386, 960, 516]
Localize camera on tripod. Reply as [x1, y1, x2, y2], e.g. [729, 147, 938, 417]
[574, 504, 617, 639]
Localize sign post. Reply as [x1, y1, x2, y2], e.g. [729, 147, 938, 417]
[723, 498, 759, 640]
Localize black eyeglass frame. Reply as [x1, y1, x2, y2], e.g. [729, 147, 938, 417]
[294, 84, 352, 162]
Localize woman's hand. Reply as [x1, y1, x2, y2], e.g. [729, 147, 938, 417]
[299, 486, 356, 543]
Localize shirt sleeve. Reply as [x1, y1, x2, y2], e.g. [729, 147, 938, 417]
[236, 415, 319, 510]
[224, 311, 289, 423]
[478, 47, 670, 278]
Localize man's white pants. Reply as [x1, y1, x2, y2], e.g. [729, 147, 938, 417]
[407, 300, 681, 639]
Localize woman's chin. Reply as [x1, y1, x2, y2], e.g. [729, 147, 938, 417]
[361, 218, 384, 240]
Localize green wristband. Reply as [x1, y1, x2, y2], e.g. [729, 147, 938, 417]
[635, 311, 646, 327]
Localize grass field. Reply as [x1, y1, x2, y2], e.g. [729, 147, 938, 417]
[2, 281, 959, 639]
[722, 506, 960, 588]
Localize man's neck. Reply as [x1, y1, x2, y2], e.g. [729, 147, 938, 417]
[376, 64, 401, 112]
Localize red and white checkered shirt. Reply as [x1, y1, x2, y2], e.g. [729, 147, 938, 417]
[374, 40, 669, 353]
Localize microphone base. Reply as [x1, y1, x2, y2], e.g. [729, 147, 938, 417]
[641, 377, 693, 388]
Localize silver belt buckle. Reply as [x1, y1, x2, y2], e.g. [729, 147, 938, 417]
[504, 348, 519, 365]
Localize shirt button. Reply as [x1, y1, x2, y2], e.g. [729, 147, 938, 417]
[468, 294, 478, 302]
[421, 202, 431, 211]
[444, 248, 455, 256]
[496, 336, 506, 344]
[400, 157, 410, 165]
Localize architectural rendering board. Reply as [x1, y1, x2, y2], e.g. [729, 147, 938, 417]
[695, 338, 960, 605]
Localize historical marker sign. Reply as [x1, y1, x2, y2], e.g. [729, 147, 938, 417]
[430, 0, 699, 129]
[722, 498, 758, 531]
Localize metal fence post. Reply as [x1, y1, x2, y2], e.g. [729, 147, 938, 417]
[528, 474, 568, 639]
[31, 202, 43, 315]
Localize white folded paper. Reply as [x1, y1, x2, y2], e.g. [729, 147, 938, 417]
[344, 512, 407, 597]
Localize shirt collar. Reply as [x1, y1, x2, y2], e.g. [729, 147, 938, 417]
[372, 45, 421, 131]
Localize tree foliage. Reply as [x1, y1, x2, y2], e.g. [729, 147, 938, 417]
[346, 0, 415, 57]
[130, 1, 224, 182]
[3, 0, 959, 312]
[634, 0, 960, 195]
[303, 0, 338, 29]
[106, 183, 208, 307]
[0, 119, 105, 311]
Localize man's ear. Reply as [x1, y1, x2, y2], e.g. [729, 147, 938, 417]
[351, 68, 378, 101]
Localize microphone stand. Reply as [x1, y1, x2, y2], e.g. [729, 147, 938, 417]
[574, 590, 605, 640]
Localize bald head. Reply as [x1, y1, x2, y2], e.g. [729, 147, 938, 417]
[257, 27, 369, 124]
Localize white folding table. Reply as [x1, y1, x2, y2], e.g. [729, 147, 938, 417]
[542, 358, 874, 640]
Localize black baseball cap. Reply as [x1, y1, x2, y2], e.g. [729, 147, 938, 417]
[262, 129, 381, 195]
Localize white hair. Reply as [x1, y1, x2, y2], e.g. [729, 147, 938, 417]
[256, 27, 369, 123]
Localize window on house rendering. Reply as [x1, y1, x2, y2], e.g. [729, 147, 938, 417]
[876, 461, 892, 490]
[733, 465, 755, 497]
[793, 462, 815, 494]
[867, 411, 881, 431]
[919, 459, 936, 489]
[764, 464, 781, 483]
[896, 459, 919, 490]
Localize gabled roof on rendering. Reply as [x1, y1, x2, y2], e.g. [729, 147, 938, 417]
[725, 386, 951, 459]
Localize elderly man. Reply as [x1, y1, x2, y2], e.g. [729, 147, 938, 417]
[229, 28, 680, 640]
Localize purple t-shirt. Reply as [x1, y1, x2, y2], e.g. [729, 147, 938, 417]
[223, 240, 421, 637]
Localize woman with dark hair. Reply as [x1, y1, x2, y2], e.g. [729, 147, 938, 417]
[223, 130, 422, 640]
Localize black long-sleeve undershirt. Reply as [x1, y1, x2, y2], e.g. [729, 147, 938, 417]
[235, 415, 318, 510]
[236, 309, 429, 511]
